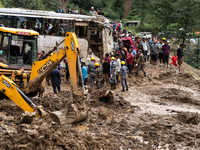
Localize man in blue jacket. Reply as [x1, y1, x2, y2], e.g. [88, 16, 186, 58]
[49, 66, 61, 94]
[81, 61, 88, 85]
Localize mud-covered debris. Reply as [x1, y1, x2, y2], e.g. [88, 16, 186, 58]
[20, 111, 36, 124]
[177, 112, 200, 125]
[98, 106, 113, 125]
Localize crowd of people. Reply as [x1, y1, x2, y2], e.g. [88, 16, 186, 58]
[46, 25, 184, 94]
[57, 6, 104, 16]
[76, 29, 184, 92]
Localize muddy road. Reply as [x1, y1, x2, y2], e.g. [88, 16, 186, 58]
[0, 62, 200, 150]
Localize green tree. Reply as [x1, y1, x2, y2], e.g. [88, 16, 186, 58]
[111, 0, 125, 19]
[184, 45, 200, 69]
[151, 0, 176, 31]
[173, 0, 200, 46]
[132, 0, 150, 27]
[0, 1, 3, 8]
[2, 0, 60, 11]
[42, 0, 60, 11]
[2, 0, 44, 10]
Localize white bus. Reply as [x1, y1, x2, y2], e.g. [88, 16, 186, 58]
[0, 8, 113, 63]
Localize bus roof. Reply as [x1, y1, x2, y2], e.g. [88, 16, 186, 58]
[0, 27, 39, 36]
[0, 8, 110, 24]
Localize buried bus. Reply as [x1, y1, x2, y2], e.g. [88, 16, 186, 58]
[0, 8, 113, 63]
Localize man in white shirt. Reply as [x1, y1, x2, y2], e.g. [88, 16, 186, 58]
[141, 37, 149, 62]
[115, 54, 121, 83]
[89, 7, 96, 15]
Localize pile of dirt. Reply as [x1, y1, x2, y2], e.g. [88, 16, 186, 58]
[33, 90, 73, 112]
[0, 99, 23, 117]
[0, 115, 120, 150]
[87, 88, 135, 112]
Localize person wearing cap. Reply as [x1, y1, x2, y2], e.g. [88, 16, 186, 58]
[102, 58, 110, 83]
[96, 8, 99, 15]
[110, 57, 117, 90]
[135, 49, 146, 77]
[120, 61, 128, 92]
[89, 7, 96, 15]
[98, 8, 104, 16]
[127, 49, 134, 77]
[95, 63, 102, 89]
[162, 40, 170, 68]
[88, 57, 96, 87]
[176, 44, 184, 74]
[104, 53, 111, 63]
[81, 61, 88, 85]
[115, 54, 121, 83]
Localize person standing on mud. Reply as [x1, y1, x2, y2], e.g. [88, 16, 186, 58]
[150, 41, 159, 67]
[95, 63, 102, 89]
[158, 40, 164, 67]
[127, 49, 134, 77]
[81, 61, 88, 85]
[120, 61, 128, 92]
[88, 57, 96, 87]
[135, 49, 146, 77]
[110, 57, 117, 90]
[176, 43, 184, 74]
[162, 40, 170, 68]
[102, 58, 110, 83]
[115, 54, 121, 83]
[49, 66, 61, 94]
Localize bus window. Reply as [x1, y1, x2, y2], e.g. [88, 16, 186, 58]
[75, 26, 87, 38]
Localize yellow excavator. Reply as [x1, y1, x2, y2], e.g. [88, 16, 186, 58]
[0, 27, 87, 124]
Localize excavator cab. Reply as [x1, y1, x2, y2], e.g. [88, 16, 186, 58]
[0, 27, 39, 69]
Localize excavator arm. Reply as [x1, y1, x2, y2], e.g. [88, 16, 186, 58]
[24, 32, 82, 96]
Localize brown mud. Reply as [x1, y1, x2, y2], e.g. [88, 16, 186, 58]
[0, 62, 200, 149]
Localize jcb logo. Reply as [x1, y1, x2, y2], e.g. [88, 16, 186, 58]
[37, 60, 52, 74]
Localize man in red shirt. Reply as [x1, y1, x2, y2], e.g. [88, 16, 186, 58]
[126, 49, 134, 77]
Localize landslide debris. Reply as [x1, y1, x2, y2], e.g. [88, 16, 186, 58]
[0, 63, 200, 149]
